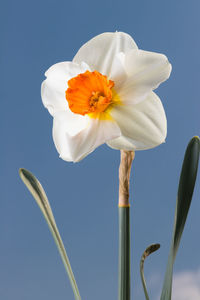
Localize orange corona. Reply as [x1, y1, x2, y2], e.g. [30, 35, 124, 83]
[66, 70, 117, 117]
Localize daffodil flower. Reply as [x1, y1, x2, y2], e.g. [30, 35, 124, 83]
[41, 32, 171, 162]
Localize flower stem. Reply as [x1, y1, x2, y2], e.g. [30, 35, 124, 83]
[118, 206, 130, 300]
[119, 151, 134, 207]
[118, 150, 134, 300]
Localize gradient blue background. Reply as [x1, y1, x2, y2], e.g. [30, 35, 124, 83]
[1, 0, 200, 299]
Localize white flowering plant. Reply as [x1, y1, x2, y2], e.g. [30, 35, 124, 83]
[19, 32, 200, 300]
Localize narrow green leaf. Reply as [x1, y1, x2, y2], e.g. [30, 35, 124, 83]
[140, 244, 160, 300]
[160, 136, 200, 300]
[118, 207, 130, 300]
[19, 168, 81, 300]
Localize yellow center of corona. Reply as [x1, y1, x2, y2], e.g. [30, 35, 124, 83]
[65, 70, 121, 119]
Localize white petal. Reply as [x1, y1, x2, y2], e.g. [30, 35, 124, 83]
[53, 114, 121, 162]
[109, 52, 127, 89]
[107, 135, 148, 150]
[45, 61, 89, 80]
[41, 79, 68, 116]
[73, 32, 137, 78]
[53, 110, 88, 136]
[107, 92, 167, 150]
[41, 62, 90, 116]
[117, 49, 172, 104]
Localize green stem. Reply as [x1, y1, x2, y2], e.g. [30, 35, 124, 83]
[140, 243, 160, 300]
[118, 207, 131, 300]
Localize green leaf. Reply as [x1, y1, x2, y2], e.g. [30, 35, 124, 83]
[140, 244, 160, 300]
[160, 136, 200, 300]
[19, 168, 81, 300]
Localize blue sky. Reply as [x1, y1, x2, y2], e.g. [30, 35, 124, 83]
[1, 0, 200, 299]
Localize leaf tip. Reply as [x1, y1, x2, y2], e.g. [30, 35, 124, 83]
[145, 243, 161, 257]
[193, 135, 200, 140]
[19, 167, 25, 179]
[141, 243, 161, 262]
[189, 136, 200, 148]
[19, 168, 29, 180]
[191, 136, 200, 143]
